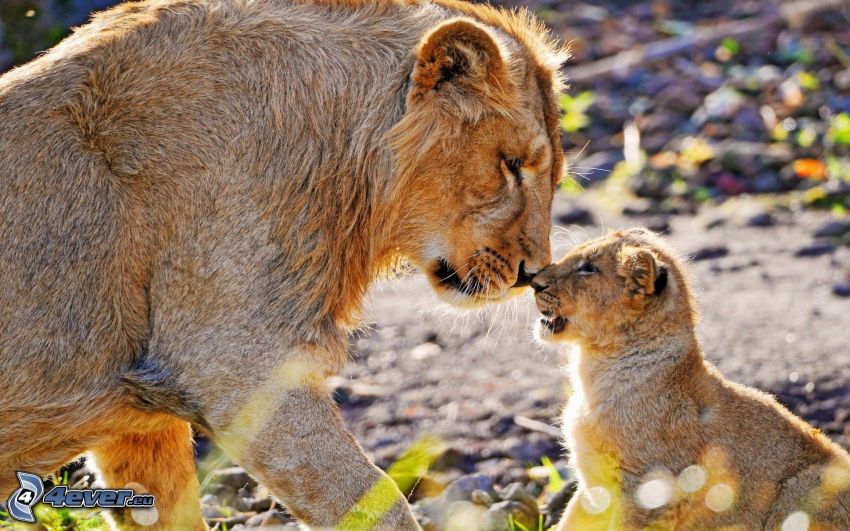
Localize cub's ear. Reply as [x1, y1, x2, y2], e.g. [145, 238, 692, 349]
[410, 18, 511, 108]
[617, 246, 668, 297]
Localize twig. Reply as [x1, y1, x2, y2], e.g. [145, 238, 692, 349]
[513, 415, 562, 438]
[567, 0, 848, 83]
[826, 36, 850, 70]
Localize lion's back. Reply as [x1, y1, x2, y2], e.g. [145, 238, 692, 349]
[0, 1, 205, 390]
[0, 65, 126, 392]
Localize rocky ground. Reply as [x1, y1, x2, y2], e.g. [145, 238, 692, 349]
[534, 0, 850, 204]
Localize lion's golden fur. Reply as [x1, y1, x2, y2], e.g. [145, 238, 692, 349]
[534, 229, 850, 530]
[0, 0, 566, 528]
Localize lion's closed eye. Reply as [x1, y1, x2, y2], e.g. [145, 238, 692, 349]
[506, 158, 524, 184]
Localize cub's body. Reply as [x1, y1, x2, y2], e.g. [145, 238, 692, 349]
[533, 229, 850, 530]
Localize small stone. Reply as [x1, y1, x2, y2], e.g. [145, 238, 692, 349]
[622, 199, 654, 217]
[693, 86, 744, 124]
[731, 104, 764, 140]
[746, 212, 775, 227]
[705, 217, 727, 230]
[834, 69, 850, 91]
[813, 220, 850, 239]
[410, 342, 441, 360]
[751, 173, 782, 193]
[715, 173, 746, 195]
[250, 496, 273, 513]
[211, 467, 257, 491]
[690, 246, 729, 261]
[657, 83, 704, 113]
[431, 446, 476, 473]
[780, 77, 803, 108]
[500, 482, 538, 512]
[470, 489, 496, 506]
[413, 509, 437, 531]
[795, 243, 835, 257]
[208, 515, 252, 528]
[208, 484, 236, 506]
[232, 495, 254, 513]
[645, 217, 671, 234]
[244, 509, 291, 527]
[833, 284, 850, 297]
[503, 433, 559, 464]
[200, 493, 219, 506]
[201, 504, 227, 519]
[444, 474, 497, 502]
[482, 500, 539, 531]
[556, 207, 595, 226]
[330, 378, 386, 407]
[479, 461, 529, 485]
[488, 414, 514, 435]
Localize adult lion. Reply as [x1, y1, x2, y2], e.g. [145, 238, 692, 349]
[0, 0, 565, 528]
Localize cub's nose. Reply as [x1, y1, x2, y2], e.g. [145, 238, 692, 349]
[531, 278, 548, 293]
[530, 265, 554, 292]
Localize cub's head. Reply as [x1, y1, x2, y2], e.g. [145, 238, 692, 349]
[389, 12, 567, 306]
[532, 228, 697, 349]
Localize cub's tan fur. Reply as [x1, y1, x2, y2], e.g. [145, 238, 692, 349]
[533, 229, 850, 530]
[0, 0, 566, 528]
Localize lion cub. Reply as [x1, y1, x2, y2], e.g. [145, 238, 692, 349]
[532, 228, 850, 530]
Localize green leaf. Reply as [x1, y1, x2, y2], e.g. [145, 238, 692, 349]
[797, 71, 820, 91]
[509, 514, 531, 531]
[560, 91, 595, 114]
[560, 112, 589, 133]
[559, 91, 595, 133]
[720, 37, 740, 56]
[829, 113, 850, 145]
[796, 126, 817, 148]
[559, 176, 584, 195]
[541, 456, 565, 495]
[387, 436, 445, 494]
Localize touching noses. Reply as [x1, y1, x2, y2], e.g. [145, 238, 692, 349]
[515, 241, 551, 288]
[514, 255, 550, 288]
[514, 261, 535, 287]
[530, 266, 555, 293]
[531, 277, 548, 293]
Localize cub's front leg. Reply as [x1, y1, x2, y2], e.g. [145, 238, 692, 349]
[557, 488, 623, 531]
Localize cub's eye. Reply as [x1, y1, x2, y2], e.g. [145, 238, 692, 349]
[576, 261, 598, 275]
[506, 158, 524, 185]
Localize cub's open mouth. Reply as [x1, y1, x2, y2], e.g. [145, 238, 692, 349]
[434, 258, 485, 296]
[540, 315, 568, 333]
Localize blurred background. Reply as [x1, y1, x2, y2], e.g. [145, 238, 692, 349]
[2, 0, 849, 529]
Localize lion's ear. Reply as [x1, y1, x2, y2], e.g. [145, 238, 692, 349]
[617, 246, 667, 297]
[410, 18, 510, 106]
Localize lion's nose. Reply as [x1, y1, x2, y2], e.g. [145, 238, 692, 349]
[513, 261, 535, 288]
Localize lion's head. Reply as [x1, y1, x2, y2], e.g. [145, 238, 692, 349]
[388, 11, 567, 306]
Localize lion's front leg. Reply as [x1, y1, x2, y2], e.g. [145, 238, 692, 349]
[206, 358, 419, 530]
